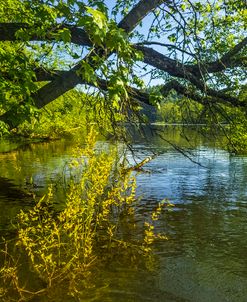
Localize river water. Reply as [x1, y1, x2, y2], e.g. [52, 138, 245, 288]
[0, 127, 247, 301]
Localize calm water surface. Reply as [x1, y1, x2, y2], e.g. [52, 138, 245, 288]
[0, 128, 247, 301]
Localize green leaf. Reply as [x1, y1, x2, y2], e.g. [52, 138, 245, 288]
[58, 28, 71, 43]
[86, 6, 107, 29]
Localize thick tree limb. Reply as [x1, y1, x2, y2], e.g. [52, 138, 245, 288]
[34, 67, 151, 105]
[32, 67, 245, 108]
[0, 69, 151, 128]
[134, 45, 206, 91]
[1, 20, 245, 75]
[118, 0, 166, 32]
[33, 0, 167, 109]
[0, 23, 92, 47]
[135, 39, 246, 81]
[0, 22, 245, 80]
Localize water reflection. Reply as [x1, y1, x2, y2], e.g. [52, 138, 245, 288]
[0, 127, 247, 301]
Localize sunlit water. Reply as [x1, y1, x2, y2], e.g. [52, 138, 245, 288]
[0, 127, 247, 301]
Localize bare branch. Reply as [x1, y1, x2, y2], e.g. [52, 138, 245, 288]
[191, 37, 247, 74]
[135, 41, 196, 58]
[161, 80, 243, 107]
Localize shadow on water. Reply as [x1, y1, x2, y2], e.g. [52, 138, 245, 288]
[0, 176, 32, 201]
[0, 176, 35, 240]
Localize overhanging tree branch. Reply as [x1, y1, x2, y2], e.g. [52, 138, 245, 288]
[0, 0, 246, 129]
[0, 23, 245, 78]
[117, 0, 166, 32]
[160, 80, 243, 107]
[134, 44, 246, 106]
[33, 68, 245, 108]
[134, 44, 206, 91]
[135, 41, 197, 58]
[190, 37, 247, 74]
[0, 0, 166, 128]
[1, 20, 245, 75]
[34, 68, 151, 105]
[33, 0, 168, 109]
[0, 23, 92, 47]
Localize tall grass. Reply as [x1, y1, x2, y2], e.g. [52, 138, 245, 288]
[0, 128, 167, 301]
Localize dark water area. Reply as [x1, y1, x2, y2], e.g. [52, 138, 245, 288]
[0, 127, 247, 301]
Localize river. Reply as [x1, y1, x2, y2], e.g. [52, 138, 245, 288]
[0, 126, 247, 301]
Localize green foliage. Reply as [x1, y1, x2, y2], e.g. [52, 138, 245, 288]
[156, 90, 247, 154]
[225, 101, 247, 154]
[0, 0, 146, 132]
[0, 121, 10, 137]
[226, 122, 247, 154]
[15, 89, 117, 139]
[0, 129, 167, 301]
[0, 42, 37, 111]
[0, 0, 246, 149]
[157, 97, 204, 124]
[53, 28, 72, 44]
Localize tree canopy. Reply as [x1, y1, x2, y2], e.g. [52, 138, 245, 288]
[0, 0, 246, 130]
